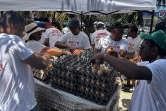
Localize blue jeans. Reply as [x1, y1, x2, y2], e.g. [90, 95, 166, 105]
[30, 105, 40, 111]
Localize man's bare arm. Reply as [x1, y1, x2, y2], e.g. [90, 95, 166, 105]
[23, 53, 50, 69]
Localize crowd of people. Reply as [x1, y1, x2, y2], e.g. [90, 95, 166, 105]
[0, 11, 166, 111]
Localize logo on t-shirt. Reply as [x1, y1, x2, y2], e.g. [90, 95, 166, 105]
[68, 41, 80, 47]
[52, 30, 61, 36]
[128, 43, 134, 52]
[0, 60, 4, 71]
[96, 32, 107, 42]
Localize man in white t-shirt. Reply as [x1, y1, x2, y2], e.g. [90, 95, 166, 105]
[88, 25, 95, 44]
[91, 22, 111, 49]
[55, 18, 91, 55]
[91, 30, 166, 111]
[155, 21, 166, 33]
[43, 22, 63, 48]
[62, 26, 69, 34]
[95, 22, 128, 57]
[0, 11, 51, 111]
[23, 23, 71, 56]
[125, 25, 143, 91]
[127, 25, 142, 61]
[62, 23, 69, 34]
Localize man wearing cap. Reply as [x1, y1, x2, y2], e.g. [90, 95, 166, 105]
[95, 22, 128, 57]
[91, 30, 166, 111]
[43, 22, 63, 48]
[91, 22, 111, 49]
[55, 18, 91, 55]
[0, 11, 51, 111]
[35, 21, 47, 45]
[23, 23, 71, 56]
[155, 21, 166, 33]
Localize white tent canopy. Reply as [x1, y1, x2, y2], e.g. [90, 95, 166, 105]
[0, 0, 156, 14]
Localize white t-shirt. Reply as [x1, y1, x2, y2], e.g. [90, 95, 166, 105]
[91, 29, 111, 48]
[58, 32, 91, 50]
[130, 59, 166, 111]
[39, 32, 46, 45]
[96, 36, 128, 53]
[0, 33, 36, 111]
[62, 27, 69, 34]
[44, 28, 62, 48]
[127, 35, 142, 57]
[26, 40, 46, 53]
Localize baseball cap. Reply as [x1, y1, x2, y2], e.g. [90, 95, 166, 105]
[140, 30, 166, 50]
[45, 22, 52, 28]
[155, 21, 166, 32]
[96, 22, 105, 28]
[68, 18, 80, 29]
[110, 22, 124, 31]
[35, 21, 46, 28]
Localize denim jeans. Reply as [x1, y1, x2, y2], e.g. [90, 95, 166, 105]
[30, 105, 40, 111]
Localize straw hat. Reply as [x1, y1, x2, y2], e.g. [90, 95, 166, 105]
[23, 23, 45, 40]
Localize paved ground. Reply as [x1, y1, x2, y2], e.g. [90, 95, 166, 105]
[118, 87, 133, 111]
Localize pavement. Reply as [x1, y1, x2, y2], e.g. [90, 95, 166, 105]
[118, 87, 133, 111]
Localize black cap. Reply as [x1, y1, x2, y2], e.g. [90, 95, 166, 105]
[68, 18, 80, 29]
[155, 21, 166, 32]
[110, 22, 124, 31]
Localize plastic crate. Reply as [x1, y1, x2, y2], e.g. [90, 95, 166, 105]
[35, 79, 121, 111]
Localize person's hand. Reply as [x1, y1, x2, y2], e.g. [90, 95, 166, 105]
[105, 46, 116, 54]
[62, 50, 72, 55]
[105, 46, 119, 57]
[130, 59, 134, 62]
[106, 46, 115, 51]
[73, 49, 83, 56]
[68, 47, 75, 53]
[90, 53, 105, 64]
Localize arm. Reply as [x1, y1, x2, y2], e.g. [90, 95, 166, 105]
[55, 41, 72, 49]
[91, 44, 95, 50]
[91, 53, 152, 80]
[55, 33, 72, 49]
[13, 38, 50, 69]
[44, 38, 49, 47]
[23, 53, 50, 69]
[94, 48, 101, 53]
[41, 47, 71, 56]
